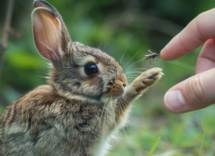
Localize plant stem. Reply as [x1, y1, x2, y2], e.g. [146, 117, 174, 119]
[0, 0, 14, 84]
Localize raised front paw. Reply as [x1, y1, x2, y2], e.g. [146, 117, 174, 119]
[129, 67, 164, 94]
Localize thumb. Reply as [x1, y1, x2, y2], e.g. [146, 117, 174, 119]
[163, 68, 215, 113]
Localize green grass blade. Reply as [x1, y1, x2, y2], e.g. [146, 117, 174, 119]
[199, 115, 209, 156]
[147, 137, 161, 156]
[205, 127, 215, 156]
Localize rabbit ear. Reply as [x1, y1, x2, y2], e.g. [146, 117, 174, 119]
[32, 8, 61, 61]
[32, 0, 71, 63]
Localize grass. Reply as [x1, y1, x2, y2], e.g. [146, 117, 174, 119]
[199, 115, 209, 156]
[109, 104, 215, 156]
[147, 137, 161, 156]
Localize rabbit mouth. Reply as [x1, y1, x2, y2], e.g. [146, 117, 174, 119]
[104, 79, 126, 98]
[105, 88, 124, 98]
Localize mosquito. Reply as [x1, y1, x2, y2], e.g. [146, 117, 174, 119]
[144, 50, 159, 68]
[143, 50, 158, 60]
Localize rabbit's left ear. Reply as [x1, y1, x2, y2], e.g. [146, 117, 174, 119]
[32, 8, 62, 62]
[32, 0, 71, 65]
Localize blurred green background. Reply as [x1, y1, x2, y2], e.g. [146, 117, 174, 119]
[1, 0, 215, 155]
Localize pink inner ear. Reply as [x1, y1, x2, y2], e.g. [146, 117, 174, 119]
[32, 8, 61, 61]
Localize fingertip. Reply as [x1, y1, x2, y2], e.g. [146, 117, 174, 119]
[160, 39, 171, 60]
[160, 48, 177, 61]
[160, 48, 165, 59]
[160, 48, 171, 61]
[160, 35, 184, 61]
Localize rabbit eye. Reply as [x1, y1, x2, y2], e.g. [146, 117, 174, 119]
[84, 62, 98, 75]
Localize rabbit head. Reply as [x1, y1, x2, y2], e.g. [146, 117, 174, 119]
[32, 0, 127, 103]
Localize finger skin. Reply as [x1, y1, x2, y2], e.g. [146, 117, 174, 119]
[161, 8, 215, 60]
[163, 68, 215, 113]
[196, 39, 215, 74]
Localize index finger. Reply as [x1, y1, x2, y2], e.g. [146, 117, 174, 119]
[160, 8, 215, 60]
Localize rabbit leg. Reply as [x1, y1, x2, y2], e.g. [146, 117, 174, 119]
[115, 68, 163, 124]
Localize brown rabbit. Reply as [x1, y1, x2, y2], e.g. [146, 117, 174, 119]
[0, 0, 163, 156]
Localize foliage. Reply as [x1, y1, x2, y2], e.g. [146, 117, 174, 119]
[1, 0, 215, 155]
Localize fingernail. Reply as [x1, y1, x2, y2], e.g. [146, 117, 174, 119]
[164, 90, 186, 111]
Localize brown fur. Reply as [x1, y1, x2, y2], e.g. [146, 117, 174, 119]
[0, 1, 163, 156]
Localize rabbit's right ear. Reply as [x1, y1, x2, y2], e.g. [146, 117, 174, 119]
[32, 0, 71, 67]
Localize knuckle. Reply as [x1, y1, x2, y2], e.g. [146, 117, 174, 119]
[195, 15, 207, 42]
[188, 75, 205, 105]
[197, 12, 204, 19]
[196, 11, 207, 21]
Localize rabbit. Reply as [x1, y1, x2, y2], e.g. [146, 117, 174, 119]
[0, 0, 164, 156]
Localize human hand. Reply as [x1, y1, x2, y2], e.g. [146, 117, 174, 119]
[161, 8, 215, 113]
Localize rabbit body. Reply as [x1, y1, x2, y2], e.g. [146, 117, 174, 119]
[0, 0, 163, 156]
[0, 85, 116, 156]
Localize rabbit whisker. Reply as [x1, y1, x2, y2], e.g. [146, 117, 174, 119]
[124, 51, 140, 70]
[125, 58, 145, 73]
[102, 42, 108, 51]
[126, 70, 144, 74]
[126, 68, 147, 75]
[120, 47, 128, 64]
[133, 68, 148, 70]
[125, 71, 144, 76]
[38, 75, 47, 79]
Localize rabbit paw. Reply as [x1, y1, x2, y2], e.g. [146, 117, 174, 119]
[128, 67, 164, 95]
